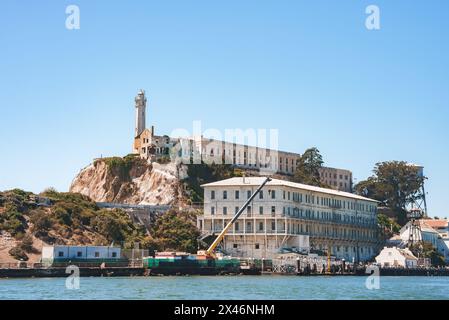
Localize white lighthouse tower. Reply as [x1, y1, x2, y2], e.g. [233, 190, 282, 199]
[134, 89, 147, 137]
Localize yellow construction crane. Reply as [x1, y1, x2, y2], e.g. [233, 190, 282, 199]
[197, 177, 272, 258]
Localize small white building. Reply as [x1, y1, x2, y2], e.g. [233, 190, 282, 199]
[375, 247, 418, 268]
[41, 245, 121, 265]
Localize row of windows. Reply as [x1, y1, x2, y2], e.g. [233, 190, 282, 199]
[210, 189, 376, 213]
[230, 243, 373, 255]
[320, 172, 350, 180]
[207, 220, 376, 239]
[212, 190, 276, 201]
[211, 205, 277, 215]
[57, 251, 117, 258]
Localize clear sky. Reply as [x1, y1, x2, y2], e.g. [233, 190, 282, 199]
[1, 1, 448, 217]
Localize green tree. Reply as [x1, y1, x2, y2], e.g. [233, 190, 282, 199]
[150, 210, 200, 253]
[293, 147, 325, 187]
[377, 213, 401, 238]
[410, 242, 446, 267]
[354, 161, 425, 225]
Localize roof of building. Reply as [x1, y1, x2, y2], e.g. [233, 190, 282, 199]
[378, 247, 417, 260]
[419, 221, 441, 234]
[421, 219, 448, 229]
[399, 248, 418, 260]
[201, 177, 378, 202]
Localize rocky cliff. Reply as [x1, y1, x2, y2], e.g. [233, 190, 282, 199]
[70, 155, 187, 205]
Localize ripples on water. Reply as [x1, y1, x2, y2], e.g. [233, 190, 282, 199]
[0, 276, 448, 300]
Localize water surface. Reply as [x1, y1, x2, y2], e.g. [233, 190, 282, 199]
[1, 276, 448, 300]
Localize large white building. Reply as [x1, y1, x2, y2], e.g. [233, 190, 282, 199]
[131, 90, 353, 192]
[198, 177, 379, 261]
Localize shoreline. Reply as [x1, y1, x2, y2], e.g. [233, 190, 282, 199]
[2, 266, 449, 278]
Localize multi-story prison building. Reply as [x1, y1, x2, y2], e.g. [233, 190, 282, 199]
[198, 177, 379, 261]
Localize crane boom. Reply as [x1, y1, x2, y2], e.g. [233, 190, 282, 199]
[205, 177, 272, 256]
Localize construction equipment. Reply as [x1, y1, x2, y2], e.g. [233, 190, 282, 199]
[197, 177, 272, 258]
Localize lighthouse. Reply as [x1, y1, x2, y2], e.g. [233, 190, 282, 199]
[135, 89, 147, 137]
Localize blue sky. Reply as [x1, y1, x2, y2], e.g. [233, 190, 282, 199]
[0, 1, 448, 217]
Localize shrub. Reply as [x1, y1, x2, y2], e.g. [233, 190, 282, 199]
[9, 246, 29, 261]
[30, 210, 54, 234]
[20, 234, 34, 253]
[53, 206, 72, 226]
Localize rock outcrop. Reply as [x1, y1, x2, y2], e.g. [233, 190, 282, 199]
[70, 156, 187, 205]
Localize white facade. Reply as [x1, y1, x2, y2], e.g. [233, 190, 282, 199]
[375, 247, 418, 268]
[198, 177, 379, 261]
[42, 245, 121, 260]
[437, 239, 449, 263]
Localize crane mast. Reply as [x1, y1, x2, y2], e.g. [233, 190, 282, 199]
[199, 177, 272, 257]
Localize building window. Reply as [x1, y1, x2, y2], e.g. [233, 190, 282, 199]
[211, 207, 215, 215]
[271, 206, 276, 215]
[235, 222, 239, 231]
[247, 206, 251, 214]
[211, 190, 215, 200]
[271, 190, 276, 199]
[259, 191, 263, 199]
[271, 221, 276, 230]
[77, 251, 82, 257]
[95, 252, 100, 258]
[235, 206, 239, 214]
[58, 251, 64, 257]
[223, 190, 227, 200]
[247, 190, 251, 199]
[112, 252, 117, 258]
[255, 244, 260, 250]
[233, 244, 238, 249]
[235, 190, 239, 199]
[259, 222, 264, 231]
[259, 206, 264, 215]
[223, 207, 227, 215]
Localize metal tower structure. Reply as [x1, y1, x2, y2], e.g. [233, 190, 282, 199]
[406, 164, 428, 217]
[407, 209, 424, 246]
[404, 164, 427, 252]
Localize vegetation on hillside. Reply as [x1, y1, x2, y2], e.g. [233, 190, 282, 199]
[183, 163, 244, 203]
[97, 154, 142, 181]
[0, 187, 204, 260]
[147, 209, 202, 254]
[0, 189, 33, 237]
[377, 213, 401, 238]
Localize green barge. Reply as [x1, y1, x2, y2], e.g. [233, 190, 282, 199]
[143, 252, 241, 275]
